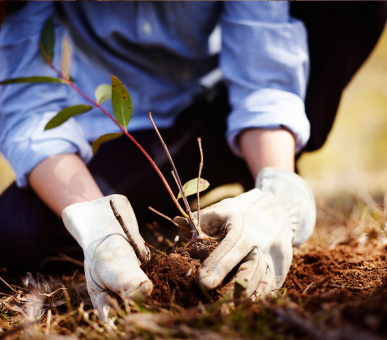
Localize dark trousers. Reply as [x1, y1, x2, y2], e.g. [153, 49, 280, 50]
[1, 2, 385, 272]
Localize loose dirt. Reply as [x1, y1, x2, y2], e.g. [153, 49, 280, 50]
[284, 241, 387, 337]
[142, 229, 387, 338]
[141, 240, 219, 307]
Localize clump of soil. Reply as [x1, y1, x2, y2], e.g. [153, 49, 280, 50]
[141, 239, 219, 307]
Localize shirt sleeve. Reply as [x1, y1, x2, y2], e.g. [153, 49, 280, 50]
[0, 2, 93, 188]
[220, 1, 310, 156]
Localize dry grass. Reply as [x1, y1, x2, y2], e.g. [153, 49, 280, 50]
[0, 269, 301, 339]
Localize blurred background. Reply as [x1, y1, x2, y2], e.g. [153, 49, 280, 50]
[1, 25, 387, 198]
[0, 152, 12, 194]
[298, 24, 387, 198]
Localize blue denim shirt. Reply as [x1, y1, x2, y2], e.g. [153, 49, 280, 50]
[0, 1, 309, 187]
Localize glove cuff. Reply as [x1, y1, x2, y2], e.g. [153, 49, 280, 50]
[255, 167, 316, 246]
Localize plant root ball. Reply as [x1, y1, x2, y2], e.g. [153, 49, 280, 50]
[141, 240, 219, 307]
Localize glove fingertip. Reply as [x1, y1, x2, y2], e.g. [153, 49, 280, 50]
[137, 279, 153, 301]
[119, 278, 154, 303]
[197, 267, 222, 290]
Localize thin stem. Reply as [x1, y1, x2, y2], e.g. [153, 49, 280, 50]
[0, 277, 16, 292]
[171, 171, 193, 220]
[110, 200, 145, 264]
[148, 112, 198, 224]
[196, 137, 204, 228]
[145, 243, 167, 257]
[148, 206, 187, 229]
[148, 113, 190, 213]
[49, 64, 183, 216]
[172, 171, 202, 239]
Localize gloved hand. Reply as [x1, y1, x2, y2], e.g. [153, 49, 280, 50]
[62, 194, 153, 320]
[194, 167, 316, 299]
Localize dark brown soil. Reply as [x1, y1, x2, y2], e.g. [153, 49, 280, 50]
[141, 240, 219, 307]
[283, 241, 387, 337]
[142, 235, 387, 309]
[140, 235, 387, 338]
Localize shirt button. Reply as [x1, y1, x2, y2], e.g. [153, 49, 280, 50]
[142, 22, 152, 35]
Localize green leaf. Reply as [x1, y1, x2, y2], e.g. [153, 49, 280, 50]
[111, 75, 133, 129]
[95, 84, 112, 105]
[44, 104, 92, 130]
[39, 16, 55, 65]
[92, 132, 123, 154]
[0, 76, 63, 85]
[177, 178, 210, 200]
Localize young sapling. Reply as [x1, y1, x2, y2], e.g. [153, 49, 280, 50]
[1, 15, 250, 307]
[0, 16, 210, 243]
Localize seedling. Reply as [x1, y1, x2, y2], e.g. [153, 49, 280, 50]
[0, 16, 209, 241]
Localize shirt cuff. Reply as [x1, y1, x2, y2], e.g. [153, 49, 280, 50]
[226, 88, 310, 157]
[5, 112, 93, 188]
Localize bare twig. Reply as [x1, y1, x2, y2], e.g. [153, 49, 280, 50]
[196, 137, 203, 228]
[145, 242, 167, 257]
[171, 171, 194, 221]
[148, 113, 181, 186]
[45, 309, 52, 334]
[171, 171, 204, 239]
[148, 112, 190, 217]
[0, 276, 16, 292]
[292, 277, 303, 291]
[329, 283, 373, 291]
[302, 276, 330, 294]
[148, 111, 203, 236]
[41, 253, 84, 267]
[110, 200, 146, 264]
[148, 206, 184, 228]
[302, 282, 314, 295]
[58, 253, 84, 267]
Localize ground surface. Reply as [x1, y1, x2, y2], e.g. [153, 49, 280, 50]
[0, 194, 386, 339]
[284, 242, 387, 339]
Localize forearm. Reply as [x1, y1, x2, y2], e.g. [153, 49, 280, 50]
[239, 128, 295, 179]
[28, 153, 103, 217]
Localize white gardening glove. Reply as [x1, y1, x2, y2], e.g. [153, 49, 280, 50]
[62, 194, 153, 320]
[196, 167, 316, 299]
